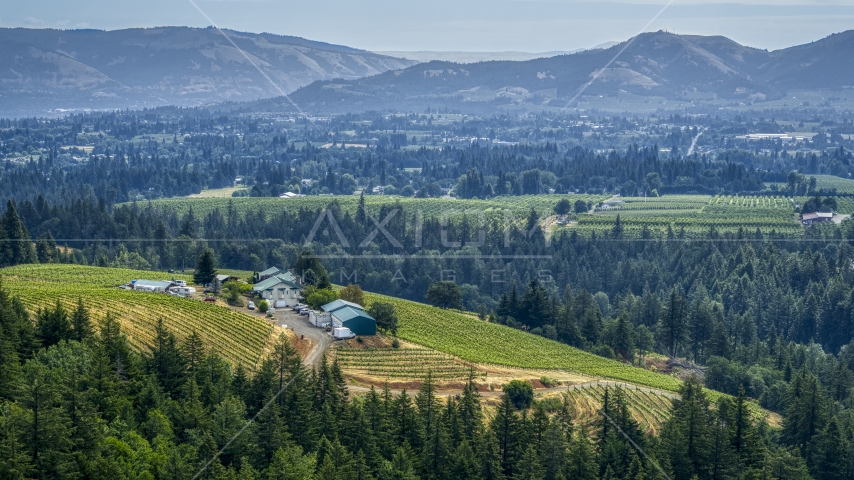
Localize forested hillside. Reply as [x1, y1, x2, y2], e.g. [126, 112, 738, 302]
[0, 281, 836, 480]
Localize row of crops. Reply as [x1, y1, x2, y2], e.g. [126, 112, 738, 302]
[133, 194, 608, 220]
[564, 384, 673, 434]
[333, 347, 483, 380]
[363, 292, 683, 393]
[578, 194, 802, 236]
[0, 265, 274, 368]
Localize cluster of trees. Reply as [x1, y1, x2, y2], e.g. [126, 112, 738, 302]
[11, 109, 854, 209]
[2, 282, 850, 479]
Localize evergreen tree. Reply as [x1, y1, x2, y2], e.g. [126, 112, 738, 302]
[36, 300, 72, 347]
[194, 248, 218, 286]
[70, 297, 93, 341]
[1, 201, 35, 266]
[147, 319, 187, 398]
[658, 288, 688, 357]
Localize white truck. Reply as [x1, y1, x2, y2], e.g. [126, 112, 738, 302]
[333, 327, 354, 340]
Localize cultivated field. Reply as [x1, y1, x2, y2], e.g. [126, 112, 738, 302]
[574, 194, 801, 236]
[127, 194, 607, 220]
[363, 291, 683, 392]
[128, 193, 807, 238]
[0, 265, 275, 368]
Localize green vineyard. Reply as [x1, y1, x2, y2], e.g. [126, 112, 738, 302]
[574, 194, 801, 236]
[132, 194, 607, 219]
[363, 292, 684, 393]
[0, 265, 275, 368]
[564, 384, 673, 434]
[333, 346, 484, 380]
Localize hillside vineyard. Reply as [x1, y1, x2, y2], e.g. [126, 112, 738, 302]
[4, 23, 854, 479]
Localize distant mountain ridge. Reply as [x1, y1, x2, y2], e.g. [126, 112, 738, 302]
[373, 42, 619, 63]
[0, 27, 417, 117]
[255, 30, 854, 113]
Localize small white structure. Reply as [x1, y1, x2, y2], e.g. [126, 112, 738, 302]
[132, 280, 174, 293]
[802, 211, 834, 226]
[309, 310, 332, 327]
[171, 286, 197, 296]
[333, 327, 355, 340]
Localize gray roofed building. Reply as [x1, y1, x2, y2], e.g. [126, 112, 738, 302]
[133, 279, 174, 292]
[330, 306, 376, 336]
[321, 299, 364, 313]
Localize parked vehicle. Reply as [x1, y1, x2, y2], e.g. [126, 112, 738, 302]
[204, 296, 216, 302]
[174, 280, 187, 287]
[248, 301, 256, 310]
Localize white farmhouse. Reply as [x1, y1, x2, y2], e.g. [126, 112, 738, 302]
[252, 271, 304, 307]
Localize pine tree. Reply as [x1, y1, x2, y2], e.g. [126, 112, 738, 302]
[492, 394, 521, 477]
[194, 248, 217, 286]
[36, 300, 72, 347]
[566, 429, 598, 480]
[70, 298, 93, 341]
[658, 288, 688, 357]
[147, 319, 187, 398]
[516, 444, 546, 480]
[1, 201, 35, 266]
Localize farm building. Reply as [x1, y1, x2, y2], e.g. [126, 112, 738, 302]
[253, 271, 304, 307]
[802, 211, 834, 225]
[257, 267, 281, 281]
[212, 274, 240, 291]
[321, 299, 364, 312]
[320, 299, 376, 336]
[132, 279, 174, 292]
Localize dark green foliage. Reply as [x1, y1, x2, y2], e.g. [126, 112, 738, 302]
[426, 282, 463, 310]
[368, 301, 399, 335]
[503, 380, 534, 410]
[36, 300, 72, 348]
[70, 297, 93, 341]
[194, 248, 217, 286]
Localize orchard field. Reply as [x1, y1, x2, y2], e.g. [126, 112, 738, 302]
[0, 265, 275, 368]
[129, 192, 811, 239]
[574, 194, 802, 236]
[132, 194, 607, 220]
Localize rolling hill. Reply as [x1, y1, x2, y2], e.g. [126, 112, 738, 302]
[0, 264, 276, 368]
[0, 27, 416, 117]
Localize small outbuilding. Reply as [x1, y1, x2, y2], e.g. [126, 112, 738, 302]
[802, 211, 834, 226]
[132, 279, 175, 292]
[320, 300, 376, 336]
[332, 307, 376, 336]
[321, 299, 364, 313]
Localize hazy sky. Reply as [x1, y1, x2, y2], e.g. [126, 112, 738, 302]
[2, 0, 854, 52]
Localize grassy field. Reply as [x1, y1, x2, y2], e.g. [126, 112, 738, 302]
[187, 187, 249, 198]
[363, 291, 683, 393]
[0, 265, 275, 368]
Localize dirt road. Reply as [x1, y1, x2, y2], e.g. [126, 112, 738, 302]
[270, 308, 333, 368]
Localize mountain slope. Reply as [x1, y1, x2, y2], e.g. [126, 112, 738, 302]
[256, 30, 854, 113]
[0, 27, 416, 117]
